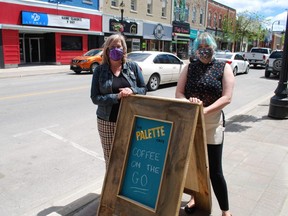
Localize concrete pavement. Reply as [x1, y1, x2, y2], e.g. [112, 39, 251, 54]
[1, 65, 288, 215]
[0, 65, 70, 79]
[66, 98, 288, 216]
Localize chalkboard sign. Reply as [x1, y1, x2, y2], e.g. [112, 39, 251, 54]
[119, 116, 173, 209]
[97, 95, 211, 216]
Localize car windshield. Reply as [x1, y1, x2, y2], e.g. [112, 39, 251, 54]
[215, 53, 233, 59]
[84, 49, 102, 56]
[127, 53, 151, 62]
[251, 48, 269, 54]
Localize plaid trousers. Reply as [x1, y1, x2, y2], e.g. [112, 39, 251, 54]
[97, 118, 116, 169]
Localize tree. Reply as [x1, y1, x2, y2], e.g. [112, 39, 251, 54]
[235, 11, 269, 51]
[221, 14, 236, 51]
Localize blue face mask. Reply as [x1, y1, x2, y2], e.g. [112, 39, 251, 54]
[109, 47, 124, 61]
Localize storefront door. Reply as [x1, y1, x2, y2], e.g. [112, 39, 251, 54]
[29, 38, 40, 63]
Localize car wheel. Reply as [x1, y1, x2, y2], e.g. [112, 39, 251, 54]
[74, 70, 81, 74]
[233, 67, 238, 76]
[273, 59, 282, 72]
[90, 63, 99, 73]
[265, 69, 271, 78]
[147, 74, 160, 91]
[244, 65, 249, 74]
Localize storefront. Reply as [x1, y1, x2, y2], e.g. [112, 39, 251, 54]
[0, 2, 102, 68]
[102, 14, 143, 53]
[142, 23, 172, 52]
[172, 21, 190, 59]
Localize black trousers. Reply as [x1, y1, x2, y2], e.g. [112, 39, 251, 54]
[207, 143, 229, 211]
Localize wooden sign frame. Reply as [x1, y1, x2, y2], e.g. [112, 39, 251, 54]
[97, 95, 211, 216]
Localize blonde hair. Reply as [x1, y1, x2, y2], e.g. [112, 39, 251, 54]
[101, 33, 127, 64]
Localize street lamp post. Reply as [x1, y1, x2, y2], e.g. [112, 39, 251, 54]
[271, 20, 280, 49]
[119, 1, 125, 34]
[268, 11, 288, 119]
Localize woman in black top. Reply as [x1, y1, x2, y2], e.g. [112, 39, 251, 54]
[91, 33, 146, 169]
[176, 32, 234, 216]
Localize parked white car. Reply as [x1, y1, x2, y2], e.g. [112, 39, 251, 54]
[127, 51, 186, 91]
[243, 47, 272, 68]
[215, 52, 250, 76]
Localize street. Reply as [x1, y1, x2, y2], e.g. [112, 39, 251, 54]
[0, 66, 280, 216]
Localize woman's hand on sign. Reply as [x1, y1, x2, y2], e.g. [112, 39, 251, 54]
[118, 87, 133, 99]
[188, 97, 202, 105]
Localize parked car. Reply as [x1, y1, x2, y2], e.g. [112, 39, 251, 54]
[215, 52, 250, 76]
[265, 50, 283, 78]
[70, 48, 103, 74]
[127, 51, 185, 91]
[243, 47, 272, 68]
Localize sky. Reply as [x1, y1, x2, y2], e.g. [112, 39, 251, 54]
[216, 0, 288, 32]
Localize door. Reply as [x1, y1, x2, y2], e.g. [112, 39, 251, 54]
[29, 38, 40, 63]
[153, 54, 173, 83]
[19, 38, 26, 64]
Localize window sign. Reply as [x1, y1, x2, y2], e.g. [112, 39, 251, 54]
[120, 116, 173, 209]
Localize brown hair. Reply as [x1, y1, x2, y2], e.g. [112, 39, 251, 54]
[101, 33, 127, 65]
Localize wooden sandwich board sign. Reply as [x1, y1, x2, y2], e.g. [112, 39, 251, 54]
[97, 95, 211, 216]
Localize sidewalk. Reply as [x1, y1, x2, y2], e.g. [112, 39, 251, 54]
[64, 98, 288, 216]
[2, 66, 287, 215]
[0, 65, 70, 79]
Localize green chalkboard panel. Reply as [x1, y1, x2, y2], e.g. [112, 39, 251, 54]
[119, 116, 173, 209]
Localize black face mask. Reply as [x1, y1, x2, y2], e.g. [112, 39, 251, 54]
[198, 48, 213, 59]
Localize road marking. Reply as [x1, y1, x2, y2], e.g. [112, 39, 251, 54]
[13, 125, 104, 161]
[41, 128, 104, 161]
[13, 124, 59, 137]
[0, 86, 89, 101]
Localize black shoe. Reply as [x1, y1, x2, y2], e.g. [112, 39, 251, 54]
[184, 204, 196, 214]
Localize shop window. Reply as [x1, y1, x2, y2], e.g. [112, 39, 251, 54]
[147, 0, 153, 14]
[192, 7, 196, 23]
[214, 13, 217, 28]
[61, 36, 82, 51]
[219, 14, 222, 29]
[111, 0, 118, 7]
[200, 8, 204, 25]
[208, 12, 211, 27]
[161, 0, 167, 17]
[131, 0, 137, 11]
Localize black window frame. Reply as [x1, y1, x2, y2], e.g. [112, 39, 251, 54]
[61, 35, 83, 51]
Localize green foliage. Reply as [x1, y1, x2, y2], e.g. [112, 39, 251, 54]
[235, 11, 270, 49]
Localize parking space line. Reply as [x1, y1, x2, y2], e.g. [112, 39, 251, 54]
[41, 128, 104, 161]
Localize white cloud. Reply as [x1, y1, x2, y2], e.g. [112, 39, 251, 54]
[216, 0, 287, 31]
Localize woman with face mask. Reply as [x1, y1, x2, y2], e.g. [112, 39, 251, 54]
[91, 33, 147, 169]
[175, 32, 234, 216]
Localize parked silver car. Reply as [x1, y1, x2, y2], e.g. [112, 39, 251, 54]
[265, 50, 283, 78]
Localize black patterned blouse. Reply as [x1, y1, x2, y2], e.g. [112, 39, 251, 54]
[184, 59, 225, 107]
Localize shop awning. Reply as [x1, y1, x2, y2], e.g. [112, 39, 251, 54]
[173, 32, 190, 41]
[0, 24, 103, 35]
